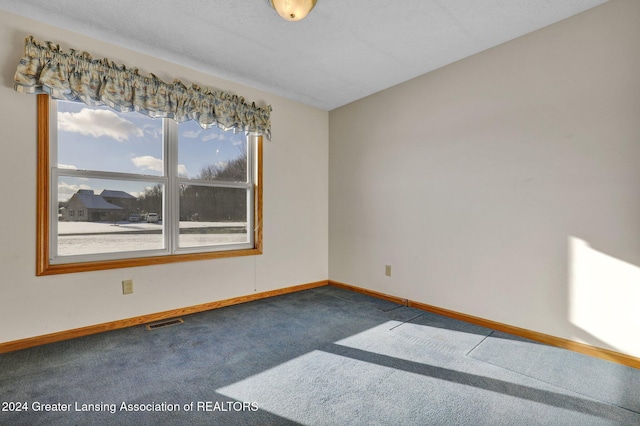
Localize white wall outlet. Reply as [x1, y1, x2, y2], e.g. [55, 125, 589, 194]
[122, 279, 134, 295]
[385, 265, 392, 277]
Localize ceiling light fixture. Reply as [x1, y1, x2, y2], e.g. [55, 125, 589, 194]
[269, 0, 317, 21]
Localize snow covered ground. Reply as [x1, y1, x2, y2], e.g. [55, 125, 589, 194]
[56, 221, 248, 256]
[58, 221, 247, 235]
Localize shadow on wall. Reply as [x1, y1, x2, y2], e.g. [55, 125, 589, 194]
[568, 237, 640, 356]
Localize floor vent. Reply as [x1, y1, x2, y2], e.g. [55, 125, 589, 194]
[146, 318, 184, 330]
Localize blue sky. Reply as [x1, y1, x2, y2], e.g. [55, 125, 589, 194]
[56, 101, 246, 201]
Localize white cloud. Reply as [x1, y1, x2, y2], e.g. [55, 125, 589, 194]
[182, 130, 202, 139]
[143, 124, 162, 140]
[202, 133, 220, 142]
[58, 163, 77, 170]
[131, 155, 163, 172]
[178, 164, 188, 177]
[58, 181, 91, 202]
[58, 108, 144, 142]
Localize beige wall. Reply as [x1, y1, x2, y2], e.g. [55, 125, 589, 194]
[2, 1, 639, 360]
[0, 11, 328, 343]
[329, 0, 640, 357]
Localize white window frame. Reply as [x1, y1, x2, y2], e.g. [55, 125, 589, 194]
[37, 95, 262, 275]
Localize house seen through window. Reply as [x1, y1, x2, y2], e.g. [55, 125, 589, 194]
[39, 97, 262, 274]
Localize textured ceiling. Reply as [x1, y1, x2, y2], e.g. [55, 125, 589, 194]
[0, 0, 608, 110]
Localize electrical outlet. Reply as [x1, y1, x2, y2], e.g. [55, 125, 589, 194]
[385, 265, 392, 277]
[122, 279, 134, 295]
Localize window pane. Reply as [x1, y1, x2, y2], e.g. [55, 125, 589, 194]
[178, 121, 247, 181]
[57, 101, 163, 176]
[56, 177, 165, 257]
[179, 184, 249, 248]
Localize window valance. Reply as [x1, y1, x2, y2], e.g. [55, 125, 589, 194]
[13, 36, 271, 138]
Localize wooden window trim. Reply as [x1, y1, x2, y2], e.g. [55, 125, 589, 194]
[36, 94, 263, 276]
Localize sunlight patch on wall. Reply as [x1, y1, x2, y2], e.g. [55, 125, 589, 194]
[568, 237, 640, 355]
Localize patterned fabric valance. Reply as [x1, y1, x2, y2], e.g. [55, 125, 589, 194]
[14, 36, 271, 138]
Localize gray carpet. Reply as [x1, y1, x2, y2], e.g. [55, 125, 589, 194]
[1, 286, 639, 425]
[467, 330, 640, 414]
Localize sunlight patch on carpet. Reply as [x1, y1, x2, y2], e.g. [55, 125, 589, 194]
[335, 320, 490, 366]
[467, 331, 640, 414]
[216, 349, 537, 425]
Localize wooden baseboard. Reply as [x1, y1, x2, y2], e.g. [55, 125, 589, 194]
[4, 278, 639, 370]
[0, 280, 329, 354]
[329, 280, 409, 306]
[328, 280, 640, 370]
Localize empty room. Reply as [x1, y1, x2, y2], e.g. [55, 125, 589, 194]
[0, 0, 639, 424]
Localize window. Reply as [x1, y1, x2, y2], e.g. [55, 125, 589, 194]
[37, 95, 262, 275]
